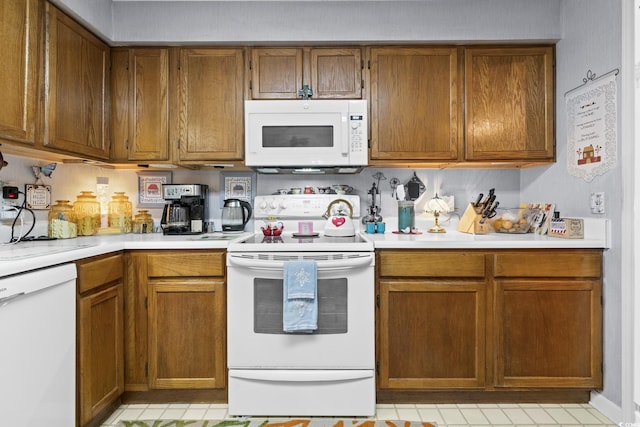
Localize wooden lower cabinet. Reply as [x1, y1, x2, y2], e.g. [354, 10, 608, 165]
[493, 251, 602, 388]
[124, 250, 227, 401]
[76, 253, 125, 427]
[377, 249, 602, 401]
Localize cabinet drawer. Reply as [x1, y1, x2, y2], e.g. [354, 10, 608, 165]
[494, 250, 602, 278]
[379, 250, 485, 277]
[147, 251, 225, 277]
[76, 253, 124, 294]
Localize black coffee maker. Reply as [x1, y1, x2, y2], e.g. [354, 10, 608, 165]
[161, 184, 208, 235]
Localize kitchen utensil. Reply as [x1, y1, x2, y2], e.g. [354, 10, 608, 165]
[406, 172, 425, 201]
[323, 198, 355, 237]
[161, 202, 190, 231]
[397, 200, 415, 233]
[222, 198, 253, 232]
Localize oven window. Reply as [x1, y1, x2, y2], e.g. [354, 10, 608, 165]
[253, 278, 347, 334]
[262, 126, 333, 148]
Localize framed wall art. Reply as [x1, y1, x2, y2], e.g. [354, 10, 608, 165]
[220, 172, 256, 207]
[137, 171, 172, 208]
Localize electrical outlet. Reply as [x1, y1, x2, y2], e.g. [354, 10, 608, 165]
[0, 202, 18, 219]
[590, 192, 605, 214]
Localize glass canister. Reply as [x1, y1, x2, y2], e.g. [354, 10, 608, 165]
[48, 200, 78, 239]
[133, 209, 154, 234]
[108, 192, 133, 233]
[397, 200, 415, 232]
[73, 191, 101, 236]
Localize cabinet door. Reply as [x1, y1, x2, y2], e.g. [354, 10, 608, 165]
[178, 48, 244, 162]
[369, 47, 461, 162]
[310, 48, 362, 99]
[0, 0, 40, 145]
[44, 4, 110, 159]
[493, 251, 602, 388]
[78, 284, 124, 426]
[464, 47, 555, 161]
[148, 280, 226, 389]
[250, 47, 303, 99]
[378, 279, 486, 389]
[111, 49, 170, 162]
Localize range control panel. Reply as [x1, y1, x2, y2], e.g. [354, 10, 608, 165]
[253, 195, 360, 218]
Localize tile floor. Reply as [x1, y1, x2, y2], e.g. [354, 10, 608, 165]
[102, 403, 617, 426]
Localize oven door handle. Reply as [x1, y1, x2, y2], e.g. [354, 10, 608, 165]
[229, 369, 374, 382]
[227, 254, 374, 271]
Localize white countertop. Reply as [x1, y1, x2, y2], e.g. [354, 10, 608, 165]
[365, 217, 610, 249]
[0, 218, 609, 278]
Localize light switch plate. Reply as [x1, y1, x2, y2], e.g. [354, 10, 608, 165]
[25, 184, 51, 210]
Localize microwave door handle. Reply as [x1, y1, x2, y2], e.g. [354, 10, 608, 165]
[341, 116, 349, 156]
[227, 254, 374, 270]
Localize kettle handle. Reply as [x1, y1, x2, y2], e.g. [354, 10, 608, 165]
[240, 200, 253, 225]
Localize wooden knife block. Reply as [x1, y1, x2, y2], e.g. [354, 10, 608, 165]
[457, 203, 491, 234]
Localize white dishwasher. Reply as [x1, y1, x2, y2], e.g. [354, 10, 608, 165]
[0, 263, 77, 427]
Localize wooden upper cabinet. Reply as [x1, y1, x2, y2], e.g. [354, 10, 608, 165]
[250, 47, 363, 99]
[368, 47, 462, 162]
[44, 4, 110, 159]
[177, 48, 244, 162]
[464, 46, 555, 162]
[0, 0, 41, 145]
[111, 48, 170, 162]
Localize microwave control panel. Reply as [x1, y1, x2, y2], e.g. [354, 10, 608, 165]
[348, 101, 368, 164]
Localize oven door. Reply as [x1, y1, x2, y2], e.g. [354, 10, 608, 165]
[227, 252, 374, 369]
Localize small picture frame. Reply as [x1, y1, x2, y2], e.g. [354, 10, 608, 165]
[137, 171, 172, 208]
[25, 184, 51, 210]
[220, 172, 256, 207]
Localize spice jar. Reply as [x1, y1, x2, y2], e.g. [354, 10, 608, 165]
[48, 200, 78, 239]
[108, 192, 133, 233]
[133, 210, 154, 234]
[73, 191, 100, 236]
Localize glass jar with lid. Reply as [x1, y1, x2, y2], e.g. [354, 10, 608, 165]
[73, 191, 100, 236]
[133, 209, 154, 234]
[48, 200, 78, 239]
[108, 192, 133, 233]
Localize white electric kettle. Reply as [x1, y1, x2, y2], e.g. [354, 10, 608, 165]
[323, 198, 355, 237]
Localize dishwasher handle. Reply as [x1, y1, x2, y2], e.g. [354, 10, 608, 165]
[0, 292, 25, 306]
[228, 253, 374, 271]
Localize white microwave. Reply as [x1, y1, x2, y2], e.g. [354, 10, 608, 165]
[244, 100, 368, 174]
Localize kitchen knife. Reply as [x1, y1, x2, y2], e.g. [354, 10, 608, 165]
[473, 193, 483, 207]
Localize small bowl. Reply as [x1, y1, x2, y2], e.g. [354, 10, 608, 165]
[331, 185, 353, 194]
[491, 207, 543, 234]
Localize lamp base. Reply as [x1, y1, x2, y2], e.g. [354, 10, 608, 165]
[428, 224, 447, 233]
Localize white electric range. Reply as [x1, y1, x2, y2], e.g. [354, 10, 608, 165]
[226, 194, 375, 417]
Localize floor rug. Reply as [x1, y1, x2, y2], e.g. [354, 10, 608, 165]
[116, 419, 436, 427]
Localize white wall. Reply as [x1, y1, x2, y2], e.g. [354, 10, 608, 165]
[52, 0, 562, 45]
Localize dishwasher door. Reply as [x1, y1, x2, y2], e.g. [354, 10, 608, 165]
[0, 263, 77, 427]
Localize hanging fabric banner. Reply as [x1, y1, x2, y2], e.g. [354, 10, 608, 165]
[565, 72, 618, 182]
